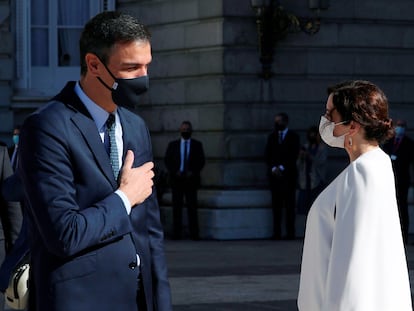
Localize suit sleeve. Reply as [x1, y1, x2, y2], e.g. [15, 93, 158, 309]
[144, 130, 172, 310]
[19, 113, 132, 257]
[164, 142, 175, 173]
[194, 140, 205, 173]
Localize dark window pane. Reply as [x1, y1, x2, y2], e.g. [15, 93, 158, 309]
[31, 0, 49, 26]
[31, 28, 49, 66]
[58, 29, 82, 66]
[58, 1, 90, 26]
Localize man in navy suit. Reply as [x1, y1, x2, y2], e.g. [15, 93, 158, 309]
[19, 11, 172, 311]
[165, 121, 205, 240]
[265, 113, 300, 240]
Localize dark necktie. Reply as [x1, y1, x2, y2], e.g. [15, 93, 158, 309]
[278, 131, 283, 144]
[11, 146, 18, 171]
[183, 141, 189, 172]
[106, 114, 119, 180]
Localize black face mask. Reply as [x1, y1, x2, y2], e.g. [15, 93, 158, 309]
[181, 132, 192, 140]
[274, 122, 286, 132]
[97, 60, 149, 109]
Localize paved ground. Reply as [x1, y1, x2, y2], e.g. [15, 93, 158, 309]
[166, 238, 414, 311]
[5, 237, 414, 310]
[167, 239, 302, 311]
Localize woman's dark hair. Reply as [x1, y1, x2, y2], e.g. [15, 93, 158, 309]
[79, 11, 151, 75]
[327, 80, 393, 143]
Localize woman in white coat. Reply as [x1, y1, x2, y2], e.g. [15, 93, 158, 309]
[298, 80, 412, 311]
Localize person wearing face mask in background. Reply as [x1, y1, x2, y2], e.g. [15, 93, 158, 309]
[298, 80, 412, 311]
[18, 11, 172, 311]
[8, 126, 20, 172]
[0, 145, 23, 311]
[0, 123, 30, 309]
[382, 119, 414, 244]
[265, 112, 300, 240]
[296, 126, 328, 216]
[164, 121, 205, 240]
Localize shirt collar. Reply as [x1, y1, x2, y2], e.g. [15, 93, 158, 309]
[279, 128, 288, 136]
[74, 81, 116, 131]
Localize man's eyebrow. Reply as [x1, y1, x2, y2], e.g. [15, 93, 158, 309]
[120, 61, 151, 67]
[120, 62, 140, 66]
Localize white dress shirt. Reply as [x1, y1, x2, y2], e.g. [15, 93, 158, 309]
[180, 138, 190, 172]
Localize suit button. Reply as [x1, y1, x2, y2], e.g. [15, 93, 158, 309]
[129, 262, 137, 269]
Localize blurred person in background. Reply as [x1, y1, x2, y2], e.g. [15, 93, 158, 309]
[9, 126, 20, 172]
[165, 121, 205, 240]
[0, 146, 22, 311]
[297, 125, 328, 215]
[265, 112, 300, 240]
[382, 119, 414, 244]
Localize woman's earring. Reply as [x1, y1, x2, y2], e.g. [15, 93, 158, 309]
[348, 137, 353, 146]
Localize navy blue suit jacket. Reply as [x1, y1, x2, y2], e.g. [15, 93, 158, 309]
[19, 82, 172, 311]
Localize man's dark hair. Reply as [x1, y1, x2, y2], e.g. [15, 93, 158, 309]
[276, 112, 289, 123]
[79, 11, 151, 75]
[181, 121, 193, 131]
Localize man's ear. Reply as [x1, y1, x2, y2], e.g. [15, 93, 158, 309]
[85, 53, 101, 76]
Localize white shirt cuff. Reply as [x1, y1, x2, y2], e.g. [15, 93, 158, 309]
[115, 190, 132, 215]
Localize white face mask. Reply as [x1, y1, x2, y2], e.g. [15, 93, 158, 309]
[319, 116, 349, 148]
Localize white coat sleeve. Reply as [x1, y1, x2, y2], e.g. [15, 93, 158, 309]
[322, 158, 412, 311]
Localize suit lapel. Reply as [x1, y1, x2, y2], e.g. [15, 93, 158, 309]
[71, 113, 118, 189]
[56, 82, 117, 188]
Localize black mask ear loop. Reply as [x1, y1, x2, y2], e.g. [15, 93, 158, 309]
[95, 56, 119, 91]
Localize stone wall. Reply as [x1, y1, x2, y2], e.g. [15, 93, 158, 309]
[122, 0, 414, 180]
[5, 0, 414, 239]
[117, 0, 414, 239]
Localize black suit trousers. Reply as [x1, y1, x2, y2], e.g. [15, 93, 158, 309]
[171, 174, 199, 239]
[270, 177, 296, 239]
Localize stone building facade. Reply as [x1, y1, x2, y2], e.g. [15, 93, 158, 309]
[1, 0, 414, 238]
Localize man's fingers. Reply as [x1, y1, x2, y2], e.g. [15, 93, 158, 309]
[117, 158, 156, 206]
[141, 161, 154, 173]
